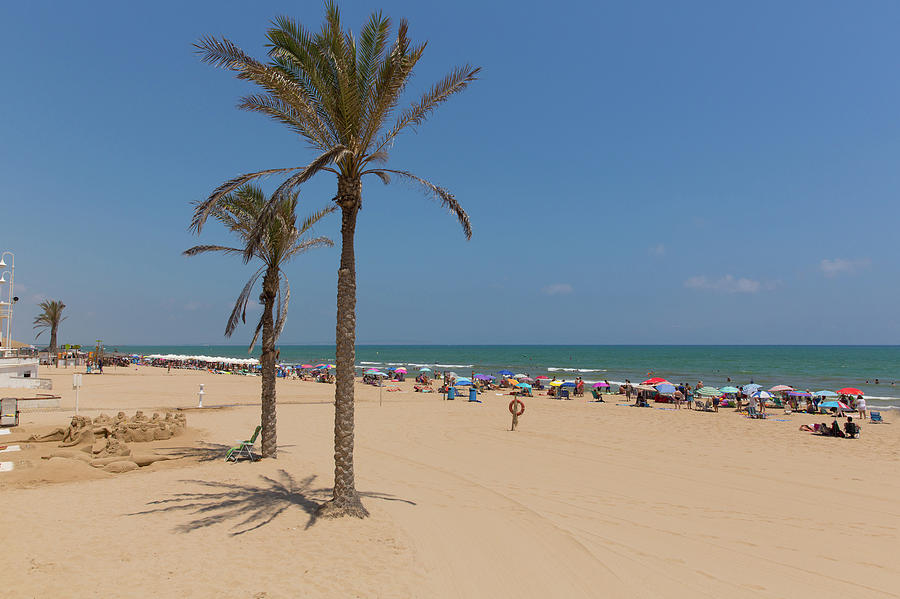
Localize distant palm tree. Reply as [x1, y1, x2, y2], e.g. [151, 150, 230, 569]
[186, 184, 334, 458]
[33, 300, 66, 364]
[192, 2, 479, 518]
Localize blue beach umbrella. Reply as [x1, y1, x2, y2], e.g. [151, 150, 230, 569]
[656, 383, 676, 394]
[814, 390, 838, 397]
[720, 386, 740, 394]
[751, 390, 772, 399]
[561, 381, 576, 387]
[455, 378, 473, 386]
[498, 369, 514, 376]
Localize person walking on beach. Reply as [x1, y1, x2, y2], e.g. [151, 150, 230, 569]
[856, 394, 867, 420]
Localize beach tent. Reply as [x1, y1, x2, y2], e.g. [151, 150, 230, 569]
[837, 387, 864, 396]
[498, 369, 514, 376]
[720, 386, 740, 394]
[814, 390, 838, 397]
[697, 386, 722, 397]
[769, 385, 793, 392]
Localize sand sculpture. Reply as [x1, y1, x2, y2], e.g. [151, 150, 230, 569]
[30, 411, 187, 473]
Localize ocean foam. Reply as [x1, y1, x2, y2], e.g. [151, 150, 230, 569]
[360, 361, 382, 365]
[434, 364, 474, 369]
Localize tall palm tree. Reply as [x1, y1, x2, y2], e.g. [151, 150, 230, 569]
[193, 3, 479, 517]
[185, 184, 334, 458]
[33, 300, 66, 364]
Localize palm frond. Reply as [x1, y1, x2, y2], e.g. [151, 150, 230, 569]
[226, 267, 265, 338]
[182, 244, 245, 257]
[191, 166, 301, 233]
[369, 169, 471, 239]
[374, 64, 480, 155]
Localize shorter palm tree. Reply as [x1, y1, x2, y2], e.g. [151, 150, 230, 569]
[185, 184, 334, 458]
[33, 300, 66, 365]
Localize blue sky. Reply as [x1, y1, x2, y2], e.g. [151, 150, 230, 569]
[1, 0, 898, 346]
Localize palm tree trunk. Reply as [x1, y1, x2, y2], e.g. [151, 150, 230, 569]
[49, 326, 58, 367]
[259, 265, 279, 458]
[319, 177, 368, 518]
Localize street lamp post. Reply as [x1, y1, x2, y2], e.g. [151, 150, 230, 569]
[0, 251, 14, 351]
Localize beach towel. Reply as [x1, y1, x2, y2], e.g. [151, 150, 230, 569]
[0, 462, 13, 472]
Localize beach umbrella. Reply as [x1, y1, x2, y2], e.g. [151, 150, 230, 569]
[742, 383, 761, 393]
[364, 368, 383, 375]
[371, 371, 388, 378]
[513, 373, 528, 379]
[769, 385, 793, 392]
[814, 390, 838, 397]
[788, 391, 811, 397]
[642, 377, 668, 385]
[448, 372, 458, 378]
[837, 387, 864, 396]
[498, 369, 514, 376]
[751, 390, 773, 399]
[535, 375, 549, 380]
[314, 363, 327, 369]
[592, 382, 610, 388]
[561, 381, 576, 387]
[697, 386, 722, 397]
[518, 376, 534, 383]
[820, 400, 851, 410]
[720, 386, 740, 394]
[301, 364, 313, 369]
[656, 383, 676, 394]
[505, 378, 519, 387]
[419, 367, 432, 372]
[394, 367, 408, 374]
[474, 374, 494, 381]
[455, 378, 473, 386]
[517, 382, 532, 389]
[550, 380, 563, 387]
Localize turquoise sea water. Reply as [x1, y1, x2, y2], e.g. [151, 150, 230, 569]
[106, 345, 900, 408]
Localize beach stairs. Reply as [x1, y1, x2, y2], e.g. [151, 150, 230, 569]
[225, 425, 261, 462]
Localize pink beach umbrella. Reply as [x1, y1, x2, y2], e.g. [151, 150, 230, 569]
[769, 385, 793, 392]
[301, 364, 313, 369]
[394, 367, 408, 374]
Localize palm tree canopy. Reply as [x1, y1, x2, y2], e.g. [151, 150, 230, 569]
[33, 300, 66, 339]
[184, 184, 334, 345]
[192, 1, 479, 250]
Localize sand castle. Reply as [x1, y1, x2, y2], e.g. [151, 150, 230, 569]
[28, 411, 187, 473]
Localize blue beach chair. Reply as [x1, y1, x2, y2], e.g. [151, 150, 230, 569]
[870, 411, 883, 423]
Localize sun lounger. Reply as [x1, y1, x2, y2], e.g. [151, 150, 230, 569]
[0, 398, 18, 427]
[870, 411, 883, 423]
[225, 425, 261, 462]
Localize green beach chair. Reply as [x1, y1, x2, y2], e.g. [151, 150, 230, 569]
[225, 425, 261, 462]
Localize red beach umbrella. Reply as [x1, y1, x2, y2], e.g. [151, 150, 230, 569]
[535, 375, 549, 379]
[837, 387, 864, 396]
[642, 377, 668, 385]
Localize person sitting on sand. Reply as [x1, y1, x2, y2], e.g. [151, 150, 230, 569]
[799, 423, 825, 433]
[844, 416, 860, 438]
[829, 420, 845, 438]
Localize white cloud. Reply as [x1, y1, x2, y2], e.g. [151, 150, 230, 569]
[542, 283, 574, 296]
[648, 243, 666, 257]
[684, 275, 766, 294]
[819, 258, 870, 277]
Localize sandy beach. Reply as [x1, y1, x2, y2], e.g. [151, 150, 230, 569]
[1, 364, 897, 598]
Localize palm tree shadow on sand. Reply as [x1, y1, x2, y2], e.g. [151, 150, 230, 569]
[130, 469, 415, 536]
